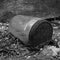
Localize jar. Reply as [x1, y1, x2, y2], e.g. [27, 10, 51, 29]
[9, 15, 53, 47]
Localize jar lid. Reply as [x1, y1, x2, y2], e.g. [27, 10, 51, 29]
[28, 20, 53, 47]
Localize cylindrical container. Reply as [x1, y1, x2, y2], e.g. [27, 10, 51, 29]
[10, 15, 53, 47]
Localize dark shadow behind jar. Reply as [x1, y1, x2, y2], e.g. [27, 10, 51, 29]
[0, 11, 16, 23]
